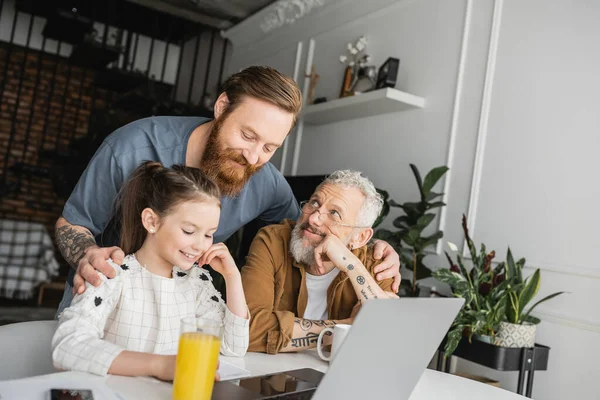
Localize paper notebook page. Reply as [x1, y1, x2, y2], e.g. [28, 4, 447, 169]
[218, 357, 251, 381]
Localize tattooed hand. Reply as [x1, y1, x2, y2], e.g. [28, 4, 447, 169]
[55, 218, 124, 294]
[313, 234, 355, 274]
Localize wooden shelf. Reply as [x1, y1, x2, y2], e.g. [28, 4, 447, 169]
[301, 87, 425, 125]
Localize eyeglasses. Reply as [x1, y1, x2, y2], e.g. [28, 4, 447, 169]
[299, 200, 368, 228]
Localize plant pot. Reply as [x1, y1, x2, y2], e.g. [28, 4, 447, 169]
[473, 334, 494, 344]
[494, 321, 536, 348]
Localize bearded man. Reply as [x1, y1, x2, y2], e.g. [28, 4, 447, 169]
[241, 170, 398, 354]
[54, 67, 401, 317]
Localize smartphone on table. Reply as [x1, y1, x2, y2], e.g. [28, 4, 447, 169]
[49, 388, 94, 400]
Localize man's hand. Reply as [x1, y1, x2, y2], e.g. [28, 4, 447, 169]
[372, 240, 401, 293]
[73, 246, 125, 295]
[313, 234, 353, 274]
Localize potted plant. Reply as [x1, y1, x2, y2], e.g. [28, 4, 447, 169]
[433, 215, 509, 356]
[375, 164, 448, 296]
[434, 215, 566, 356]
[494, 249, 565, 348]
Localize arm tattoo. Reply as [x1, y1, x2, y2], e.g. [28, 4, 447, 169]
[295, 318, 336, 331]
[55, 225, 96, 269]
[291, 332, 319, 348]
[347, 264, 354, 270]
[366, 285, 379, 299]
[356, 275, 365, 285]
[312, 320, 336, 328]
[295, 318, 313, 331]
[360, 288, 368, 300]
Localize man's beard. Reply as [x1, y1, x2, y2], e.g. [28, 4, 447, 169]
[290, 222, 322, 265]
[200, 116, 263, 197]
[290, 222, 352, 266]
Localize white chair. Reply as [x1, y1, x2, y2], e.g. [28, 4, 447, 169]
[0, 320, 58, 380]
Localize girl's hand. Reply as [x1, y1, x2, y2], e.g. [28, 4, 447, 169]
[152, 355, 176, 381]
[199, 243, 239, 279]
[152, 355, 221, 382]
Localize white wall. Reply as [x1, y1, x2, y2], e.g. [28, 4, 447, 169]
[224, 0, 600, 398]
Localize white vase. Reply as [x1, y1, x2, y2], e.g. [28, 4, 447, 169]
[495, 321, 536, 348]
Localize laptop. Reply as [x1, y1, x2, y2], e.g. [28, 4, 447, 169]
[212, 298, 464, 400]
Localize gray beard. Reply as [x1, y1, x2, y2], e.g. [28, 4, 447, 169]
[290, 223, 316, 265]
[289, 223, 352, 266]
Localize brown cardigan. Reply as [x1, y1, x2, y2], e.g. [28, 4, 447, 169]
[241, 219, 393, 354]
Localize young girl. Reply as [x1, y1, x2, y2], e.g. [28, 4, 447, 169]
[52, 161, 249, 380]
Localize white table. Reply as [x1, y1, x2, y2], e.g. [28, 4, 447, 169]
[0, 351, 526, 400]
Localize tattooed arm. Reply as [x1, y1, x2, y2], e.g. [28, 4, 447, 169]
[55, 217, 97, 269]
[279, 317, 350, 353]
[55, 217, 123, 292]
[314, 234, 388, 302]
[343, 257, 387, 302]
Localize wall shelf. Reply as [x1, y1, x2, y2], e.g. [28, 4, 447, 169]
[301, 87, 425, 125]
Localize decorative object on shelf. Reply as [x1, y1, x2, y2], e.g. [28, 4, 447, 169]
[260, 0, 326, 33]
[349, 65, 377, 94]
[374, 164, 448, 297]
[376, 57, 400, 89]
[306, 64, 320, 105]
[339, 66, 353, 98]
[339, 36, 377, 95]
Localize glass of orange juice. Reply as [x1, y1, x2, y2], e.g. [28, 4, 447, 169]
[172, 317, 223, 400]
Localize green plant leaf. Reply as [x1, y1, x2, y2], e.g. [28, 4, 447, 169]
[422, 166, 449, 197]
[444, 324, 464, 357]
[493, 261, 505, 276]
[505, 248, 517, 281]
[432, 269, 466, 287]
[389, 199, 403, 208]
[426, 201, 446, 209]
[392, 215, 411, 229]
[409, 164, 425, 200]
[403, 228, 421, 247]
[517, 269, 541, 320]
[464, 235, 478, 265]
[456, 254, 470, 283]
[523, 315, 541, 325]
[399, 250, 413, 267]
[420, 231, 444, 249]
[425, 191, 444, 201]
[416, 213, 436, 229]
[399, 201, 425, 218]
[372, 189, 390, 228]
[506, 291, 519, 324]
[516, 257, 525, 282]
[522, 291, 566, 321]
[377, 189, 389, 202]
[373, 229, 393, 241]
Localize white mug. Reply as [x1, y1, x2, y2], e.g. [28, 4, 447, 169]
[317, 324, 351, 362]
